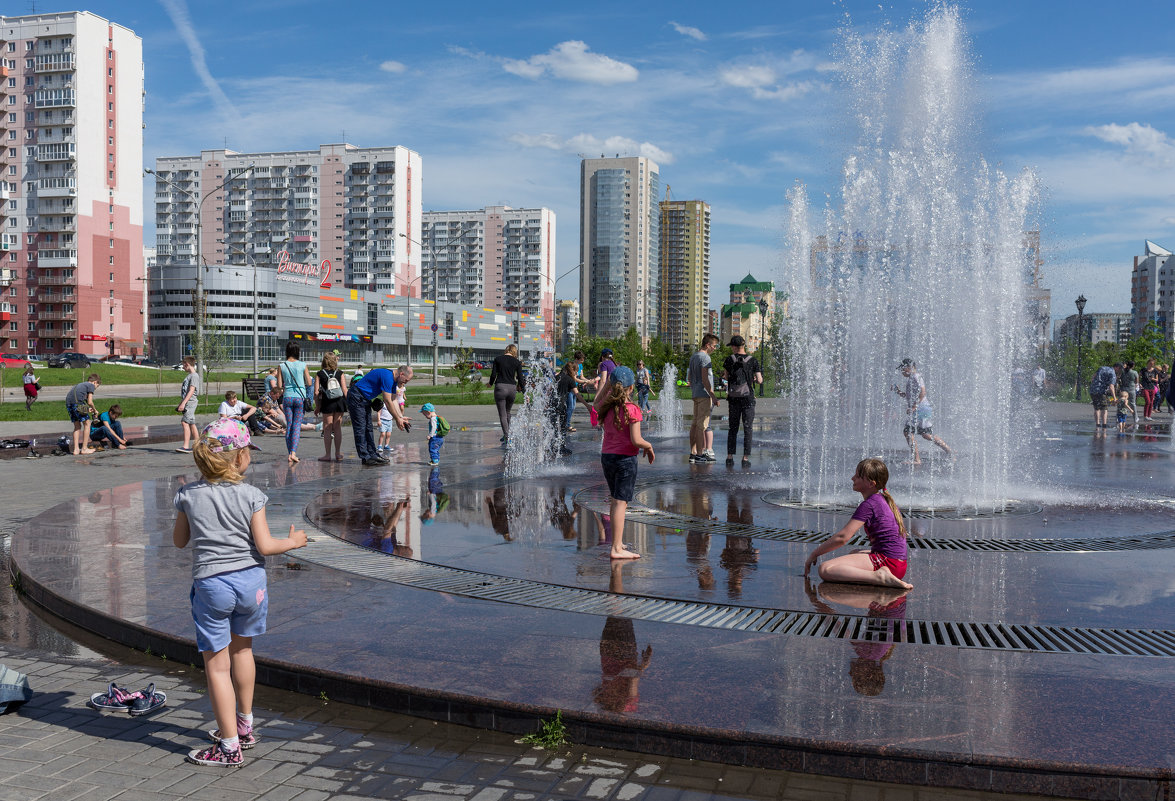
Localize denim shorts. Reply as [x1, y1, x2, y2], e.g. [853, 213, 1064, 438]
[601, 453, 638, 502]
[190, 566, 267, 653]
[379, 419, 395, 433]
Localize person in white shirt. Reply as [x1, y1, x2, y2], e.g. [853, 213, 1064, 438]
[218, 390, 256, 422]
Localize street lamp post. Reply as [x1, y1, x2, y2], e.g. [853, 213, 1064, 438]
[552, 262, 583, 352]
[146, 164, 254, 377]
[1074, 294, 1087, 399]
[400, 224, 473, 385]
[757, 298, 769, 396]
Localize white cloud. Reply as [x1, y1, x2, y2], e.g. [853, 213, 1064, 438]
[379, 60, 407, 74]
[158, 0, 239, 122]
[503, 41, 638, 85]
[718, 62, 820, 102]
[1084, 122, 1175, 166]
[669, 21, 707, 41]
[511, 132, 674, 164]
[988, 58, 1175, 110]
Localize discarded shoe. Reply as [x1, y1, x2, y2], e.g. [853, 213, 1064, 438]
[87, 682, 138, 712]
[127, 683, 167, 716]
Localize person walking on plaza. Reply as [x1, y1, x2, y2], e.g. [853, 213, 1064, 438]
[489, 344, 525, 446]
[635, 360, 653, 413]
[347, 366, 413, 466]
[175, 356, 200, 454]
[315, 351, 348, 462]
[557, 360, 585, 434]
[1140, 358, 1159, 421]
[722, 335, 763, 467]
[688, 334, 720, 463]
[804, 458, 912, 590]
[172, 418, 308, 767]
[593, 366, 655, 560]
[22, 362, 38, 411]
[277, 341, 313, 465]
[893, 358, 952, 464]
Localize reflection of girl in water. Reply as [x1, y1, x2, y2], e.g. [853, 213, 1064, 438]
[805, 580, 908, 697]
[484, 486, 512, 541]
[592, 617, 653, 714]
[803, 458, 912, 589]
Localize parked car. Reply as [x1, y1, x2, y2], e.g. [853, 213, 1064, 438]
[0, 354, 31, 368]
[133, 356, 162, 367]
[47, 352, 92, 369]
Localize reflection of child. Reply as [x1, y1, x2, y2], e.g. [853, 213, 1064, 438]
[1117, 391, 1134, 433]
[592, 617, 653, 714]
[421, 466, 450, 524]
[804, 580, 908, 697]
[172, 419, 307, 766]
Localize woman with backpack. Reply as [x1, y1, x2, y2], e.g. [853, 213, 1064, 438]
[316, 351, 348, 462]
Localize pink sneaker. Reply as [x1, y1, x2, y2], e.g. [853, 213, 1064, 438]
[186, 743, 243, 767]
[208, 726, 258, 749]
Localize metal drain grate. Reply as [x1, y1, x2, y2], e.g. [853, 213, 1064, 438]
[573, 485, 1175, 553]
[291, 529, 1175, 658]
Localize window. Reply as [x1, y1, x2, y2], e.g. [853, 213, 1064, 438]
[108, 256, 114, 265]
[8, 322, 15, 332]
[109, 273, 114, 282]
[27, 305, 34, 314]
[107, 67, 112, 77]
[108, 120, 113, 129]
[107, 102, 113, 111]
[109, 239, 114, 248]
[107, 136, 113, 146]
[107, 85, 113, 94]
[25, 59, 33, 69]
[5, 43, 13, 52]
[27, 322, 35, 332]
[5, 78, 12, 88]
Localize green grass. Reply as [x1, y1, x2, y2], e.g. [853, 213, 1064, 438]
[1, 364, 254, 387]
[0, 397, 190, 422]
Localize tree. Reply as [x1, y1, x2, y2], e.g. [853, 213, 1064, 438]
[199, 320, 234, 399]
[1123, 321, 1174, 367]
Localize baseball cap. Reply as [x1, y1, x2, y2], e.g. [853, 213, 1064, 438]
[611, 366, 636, 387]
[420, 402, 435, 413]
[200, 418, 260, 452]
[898, 358, 915, 370]
[601, 348, 613, 356]
[728, 335, 745, 347]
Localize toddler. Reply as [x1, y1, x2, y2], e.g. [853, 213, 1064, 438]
[1117, 391, 1134, 433]
[420, 402, 445, 466]
[173, 418, 308, 766]
[377, 400, 395, 452]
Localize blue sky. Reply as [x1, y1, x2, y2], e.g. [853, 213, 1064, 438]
[85, 0, 1175, 324]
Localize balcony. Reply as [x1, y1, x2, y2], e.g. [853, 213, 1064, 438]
[35, 53, 74, 72]
[35, 89, 75, 108]
[36, 218, 75, 233]
[38, 184, 77, 198]
[37, 309, 76, 321]
[38, 273, 78, 286]
[38, 256, 78, 269]
[37, 291, 75, 304]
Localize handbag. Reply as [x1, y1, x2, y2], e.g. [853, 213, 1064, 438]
[282, 363, 314, 413]
[33, 382, 41, 391]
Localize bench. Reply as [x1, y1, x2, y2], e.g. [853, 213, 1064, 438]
[242, 378, 268, 401]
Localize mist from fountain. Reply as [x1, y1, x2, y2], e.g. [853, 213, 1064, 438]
[781, 5, 1040, 509]
[504, 351, 565, 477]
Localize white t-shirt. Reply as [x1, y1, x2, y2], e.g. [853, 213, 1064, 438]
[219, 400, 249, 418]
[378, 406, 394, 424]
[906, 371, 932, 413]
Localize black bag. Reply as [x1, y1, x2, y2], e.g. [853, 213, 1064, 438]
[33, 382, 41, 391]
[0, 439, 30, 449]
[282, 363, 314, 414]
[727, 355, 754, 398]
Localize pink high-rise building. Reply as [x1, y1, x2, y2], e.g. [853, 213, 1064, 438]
[0, 11, 144, 358]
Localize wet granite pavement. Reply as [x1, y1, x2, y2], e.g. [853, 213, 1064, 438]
[5, 400, 1175, 799]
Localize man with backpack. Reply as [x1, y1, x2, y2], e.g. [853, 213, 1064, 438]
[721, 335, 763, 467]
[1089, 363, 1118, 430]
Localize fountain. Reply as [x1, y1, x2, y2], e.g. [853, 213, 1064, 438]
[653, 363, 683, 439]
[781, 6, 1040, 509]
[504, 351, 565, 477]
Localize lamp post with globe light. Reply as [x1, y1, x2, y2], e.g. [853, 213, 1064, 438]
[757, 297, 770, 396]
[1074, 294, 1087, 399]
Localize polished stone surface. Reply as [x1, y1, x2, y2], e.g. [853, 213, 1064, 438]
[11, 417, 1175, 797]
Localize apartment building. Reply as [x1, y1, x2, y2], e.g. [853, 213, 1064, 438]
[151, 143, 421, 359]
[0, 11, 144, 357]
[659, 198, 709, 349]
[579, 156, 660, 342]
[1131, 240, 1174, 339]
[1054, 312, 1131, 348]
[422, 205, 556, 341]
[720, 273, 775, 354]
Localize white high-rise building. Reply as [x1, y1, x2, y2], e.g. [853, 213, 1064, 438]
[579, 156, 660, 342]
[0, 11, 144, 357]
[422, 205, 556, 342]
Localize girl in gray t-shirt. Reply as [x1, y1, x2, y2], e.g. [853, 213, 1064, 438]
[172, 418, 308, 767]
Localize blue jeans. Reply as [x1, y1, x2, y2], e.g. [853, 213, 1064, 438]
[89, 419, 124, 444]
[637, 384, 650, 410]
[564, 392, 576, 429]
[428, 435, 444, 462]
[347, 389, 378, 461]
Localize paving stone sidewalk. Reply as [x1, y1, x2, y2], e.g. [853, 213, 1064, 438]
[0, 403, 1061, 801]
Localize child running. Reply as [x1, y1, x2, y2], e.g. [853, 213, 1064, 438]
[803, 458, 912, 589]
[593, 366, 655, 560]
[172, 418, 308, 767]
